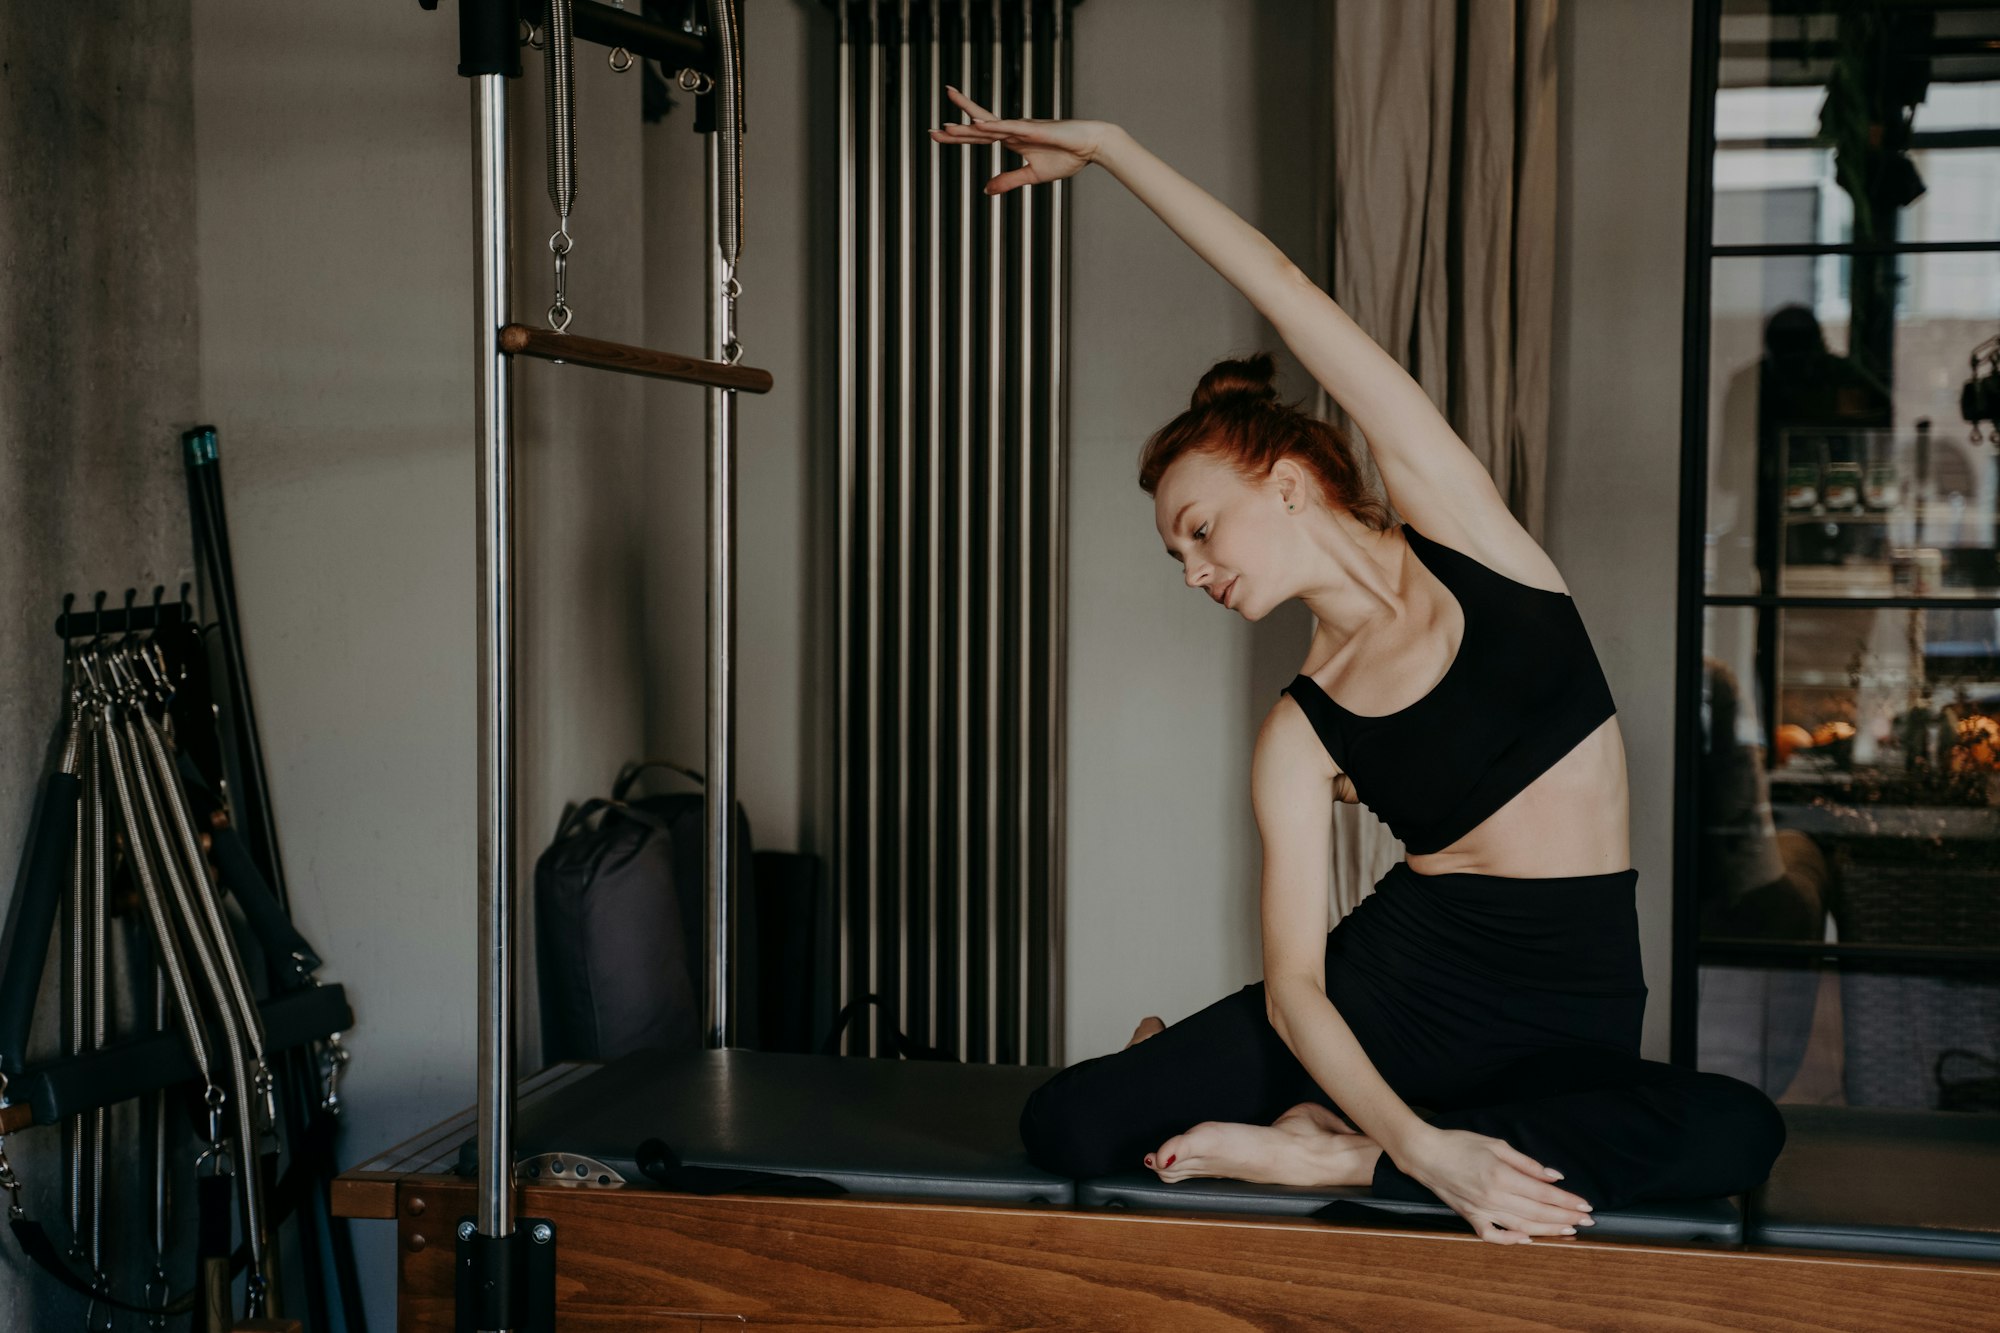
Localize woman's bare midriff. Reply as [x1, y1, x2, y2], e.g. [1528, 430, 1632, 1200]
[1339, 715, 1631, 879]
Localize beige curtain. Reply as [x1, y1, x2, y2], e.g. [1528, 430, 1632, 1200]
[1313, 0, 1561, 921]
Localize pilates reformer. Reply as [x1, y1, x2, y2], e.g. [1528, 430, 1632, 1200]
[338, 3, 2000, 1329]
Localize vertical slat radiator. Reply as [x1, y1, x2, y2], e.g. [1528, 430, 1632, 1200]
[834, 0, 1070, 1064]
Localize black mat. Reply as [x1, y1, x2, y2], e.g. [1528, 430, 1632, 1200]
[1747, 1104, 2000, 1261]
[1078, 1173, 1745, 1245]
[463, 1048, 1073, 1205]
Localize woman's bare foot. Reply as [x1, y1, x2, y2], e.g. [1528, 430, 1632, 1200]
[1275, 1102, 1361, 1136]
[1124, 1016, 1165, 1049]
[1143, 1102, 1382, 1188]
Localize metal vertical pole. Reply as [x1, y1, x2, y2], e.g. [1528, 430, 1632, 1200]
[954, 0, 973, 1067]
[924, 0, 944, 1055]
[835, 0, 855, 1050]
[864, 5, 885, 1057]
[982, 0, 1002, 1065]
[895, 0, 915, 1047]
[471, 63, 517, 1292]
[1045, 0, 1069, 1070]
[705, 127, 738, 1052]
[1014, 0, 1035, 1064]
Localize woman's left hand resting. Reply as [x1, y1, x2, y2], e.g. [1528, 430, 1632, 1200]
[930, 85, 1119, 194]
[1397, 1126, 1597, 1245]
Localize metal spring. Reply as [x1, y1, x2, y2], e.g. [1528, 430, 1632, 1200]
[712, 0, 744, 267]
[545, 0, 577, 221]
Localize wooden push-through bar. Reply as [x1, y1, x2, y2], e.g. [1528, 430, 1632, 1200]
[499, 323, 773, 394]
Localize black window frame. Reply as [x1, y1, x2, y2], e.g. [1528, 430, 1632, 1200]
[1671, 0, 2000, 1066]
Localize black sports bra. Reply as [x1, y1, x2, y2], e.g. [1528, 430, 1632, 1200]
[1279, 525, 1617, 855]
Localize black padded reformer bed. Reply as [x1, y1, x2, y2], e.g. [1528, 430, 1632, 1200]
[476, 1049, 1745, 1243]
[478, 1047, 1999, 1255]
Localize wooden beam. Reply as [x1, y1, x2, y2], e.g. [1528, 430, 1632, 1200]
[329, 1172, 400, 1221]
[499, 324, 774, 394]
[378, 1178, 2000, 1332]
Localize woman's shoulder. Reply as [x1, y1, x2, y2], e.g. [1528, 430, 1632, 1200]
[1263, 686, 1357, 803]
[1404, 516, 1571, 598]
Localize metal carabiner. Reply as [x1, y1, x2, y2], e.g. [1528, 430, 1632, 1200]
[0, 1077, 25, 1220]
[321, 1033, 352, 1115]
[193, 1138, 233, 1181]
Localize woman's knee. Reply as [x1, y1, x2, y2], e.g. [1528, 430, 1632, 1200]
[1686, 1071, 1788, 1192]
[1018, 1061, 1125, 1179]
[1017, 984, 1284, 1179]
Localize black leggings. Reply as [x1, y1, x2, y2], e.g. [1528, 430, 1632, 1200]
[1019, 861, 1786, 1212]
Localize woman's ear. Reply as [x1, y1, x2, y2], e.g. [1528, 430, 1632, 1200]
[1273, 458, 1304, 511]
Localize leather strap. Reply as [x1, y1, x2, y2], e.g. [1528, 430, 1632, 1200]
[634, 1138, 846, 1198]
[818, 994, 957, 1061]
[612, 758, 705, 802]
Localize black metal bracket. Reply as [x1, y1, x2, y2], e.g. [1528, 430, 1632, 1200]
[455, 1218, 557, 1333]
[54, 587, 193, 640]
[568, 0, 711, 70]
[426, 0, 716, 76]
[449, 0, 524, 78]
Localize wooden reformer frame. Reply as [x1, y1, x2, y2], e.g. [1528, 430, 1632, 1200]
[334, 1072, 2000, 1331]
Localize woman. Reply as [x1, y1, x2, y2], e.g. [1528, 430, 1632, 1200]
[932, 89, 1786, 1245]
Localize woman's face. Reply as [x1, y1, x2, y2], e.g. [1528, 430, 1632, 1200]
[1153, 451, 1293, 621]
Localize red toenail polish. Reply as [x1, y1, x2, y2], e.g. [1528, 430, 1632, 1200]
[1165, 1155, 1176, 1167]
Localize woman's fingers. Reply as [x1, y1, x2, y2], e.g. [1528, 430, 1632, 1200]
[1492, 1145, 1594, 1213]
[931, 125, 1006, 145]
[934, 121, 1038, 145]
[1492, 1142, 1558, 1182]
[944, 83, 997, 121]
[1489, 1207, 1581, 1237]
[1493, 1196, 1587, 1230]
[984, 166, 1040, 195]
[1474, 1218, 1532, 1245]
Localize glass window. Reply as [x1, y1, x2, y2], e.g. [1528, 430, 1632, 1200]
[1703, 251, 2000, 600]
[1689, 1, 2000, 1113]
[1714, 5, 2000, 247]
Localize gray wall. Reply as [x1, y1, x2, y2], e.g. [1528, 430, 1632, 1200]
[187, 6, 483, 1314]
[0, 4, 202, 1322]
[1062, 0, 1332, 1063]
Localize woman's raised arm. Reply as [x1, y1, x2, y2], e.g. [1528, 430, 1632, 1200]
[1089, 128, 1530, 561]
[935, 95, 1547, 572]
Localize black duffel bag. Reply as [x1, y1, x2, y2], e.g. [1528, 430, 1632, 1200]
[534, 760, 759, 1062]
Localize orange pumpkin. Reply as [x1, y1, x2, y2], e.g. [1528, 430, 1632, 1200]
[1950, 715, 2000, 774]
[1775, 723, 1815, 763]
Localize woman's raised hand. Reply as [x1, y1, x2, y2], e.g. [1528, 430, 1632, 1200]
[930, 85, 1117, 194]
[1400, 1127, 1597, 1245]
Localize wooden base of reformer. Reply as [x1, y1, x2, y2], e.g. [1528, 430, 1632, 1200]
[336, 1116, 2000, 1332]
